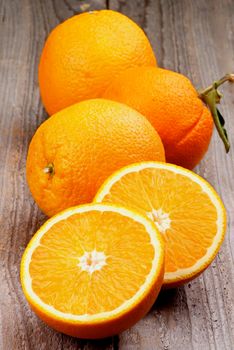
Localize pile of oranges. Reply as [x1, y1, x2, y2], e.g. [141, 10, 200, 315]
[20, 10, 231, 339]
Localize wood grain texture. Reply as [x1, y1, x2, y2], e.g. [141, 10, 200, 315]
[0, 0, 233, 349]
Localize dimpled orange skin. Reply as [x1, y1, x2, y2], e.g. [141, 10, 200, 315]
[103, 67, 214, 169]
[26, 99, 165, 217]
[39, 10, 157, 115]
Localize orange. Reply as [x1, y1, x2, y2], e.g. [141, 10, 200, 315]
[20, 203, 165, 338]
[39, 10, 156, 115]
[103, 67, 214, 169]
[95, 162, 226, 287]
[26, 99, 165, 217]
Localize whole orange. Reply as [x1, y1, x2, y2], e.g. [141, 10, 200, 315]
[26, 99, 165, 217]
[39, 10, 156, 115]
[103, 67, 214, 169]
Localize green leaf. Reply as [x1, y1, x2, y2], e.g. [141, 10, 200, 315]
[217, 108, 229, 144]
[216, 108, 225, 127]
[198, 73, 234, 153]
[215, 107, 230, 152]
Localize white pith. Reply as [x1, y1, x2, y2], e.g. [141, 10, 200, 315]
[78, 250, 107, 273]
[146, 208, 171, 234]
[95, 162, 226, 283]
[22, 204, 163, 321]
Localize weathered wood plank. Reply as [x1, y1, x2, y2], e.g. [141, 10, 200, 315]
[0, 0, 233, 349]
[108, 1, 234, 349]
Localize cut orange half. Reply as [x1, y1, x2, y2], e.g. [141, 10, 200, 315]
[20, 204, 164, 338]
[95, 162, 226, 287]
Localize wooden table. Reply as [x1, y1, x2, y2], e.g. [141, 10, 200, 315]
[1, 1, 233, 349]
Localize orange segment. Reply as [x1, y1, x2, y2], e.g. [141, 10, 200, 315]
[95, 162, 226, 287]
[21, 204, 164, 338]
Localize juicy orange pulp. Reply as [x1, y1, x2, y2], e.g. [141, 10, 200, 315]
[95, 162, 226, 287]
[30, 210, 155, 314]
[21, 204, 164, 338]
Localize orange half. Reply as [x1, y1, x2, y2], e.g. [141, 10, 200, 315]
[20, 204, 164, 338]
[95, 162, 226, 287]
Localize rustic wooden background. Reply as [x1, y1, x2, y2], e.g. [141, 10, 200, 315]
[0, 0, 234, 349]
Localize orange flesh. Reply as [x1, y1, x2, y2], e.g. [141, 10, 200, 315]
[100, 168, 217, 273]
[29, 211, 155, 315]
